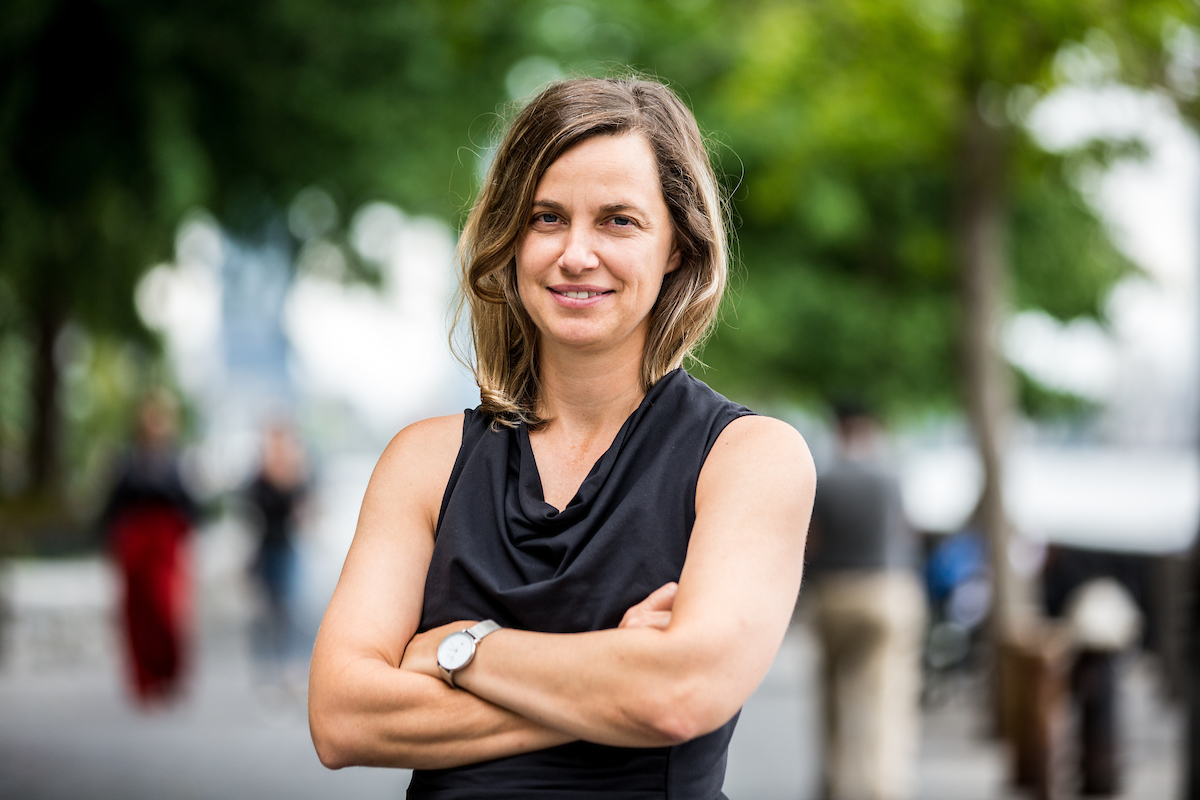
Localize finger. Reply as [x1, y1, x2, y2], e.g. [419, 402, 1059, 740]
[641, 581, 678, 611]
[619, 609, 672, 630]
[619, 583, 678, 628]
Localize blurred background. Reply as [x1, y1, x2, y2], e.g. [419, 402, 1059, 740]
[1, 0, 1198, 798]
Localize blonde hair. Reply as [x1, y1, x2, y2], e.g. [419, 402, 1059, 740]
[456, 76, 727, 428]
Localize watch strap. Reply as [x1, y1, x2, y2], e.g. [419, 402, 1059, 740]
[467, 619, 501, 641]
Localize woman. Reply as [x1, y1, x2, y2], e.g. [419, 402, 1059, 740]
[103, 389, 197, 704]
[309, 76, 815, 799]
[245, 421, 309, 684]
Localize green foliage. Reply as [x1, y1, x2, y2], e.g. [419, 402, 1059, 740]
[0, 0, 544, 496]
[1011, 151, 1139, 320]
[702, 257, 958, 415]
[2, 0, 1196, 495]
[1016, 367, 1100, 419]
[57, 333, 168, 513]
[683, 0, 1193, 418]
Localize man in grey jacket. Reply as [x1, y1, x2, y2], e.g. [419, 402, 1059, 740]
[804, 401, 925, 800]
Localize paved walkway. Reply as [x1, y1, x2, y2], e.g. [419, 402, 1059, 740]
[0, 456, 1184, 799]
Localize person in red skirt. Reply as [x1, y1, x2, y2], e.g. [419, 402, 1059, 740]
[102, 389, 197, 705]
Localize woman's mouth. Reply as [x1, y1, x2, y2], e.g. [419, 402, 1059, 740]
[553, 289, 610, 299]
[548, 286, 613, 307]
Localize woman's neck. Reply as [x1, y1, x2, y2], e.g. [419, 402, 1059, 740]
[536, 343, 645, 439]
[529, 339, 649, 511]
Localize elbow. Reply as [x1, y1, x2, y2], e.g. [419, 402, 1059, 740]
[309, 692, 360, 770]
[310, 715, 351, 770]
[313, 738, 349, 771]
[309, 684, 429, 771]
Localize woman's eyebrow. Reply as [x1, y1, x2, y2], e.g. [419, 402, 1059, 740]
[530, 199, 651, 219]
[599, 202, 649, 217]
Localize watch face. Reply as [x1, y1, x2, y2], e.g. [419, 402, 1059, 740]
[437, 631, 476, 671]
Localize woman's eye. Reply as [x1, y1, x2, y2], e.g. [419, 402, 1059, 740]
[611, 216, 634, 227]
[533, 212, 559, 225]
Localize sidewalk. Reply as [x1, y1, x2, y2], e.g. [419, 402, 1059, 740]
[0, 551, 1184, 798]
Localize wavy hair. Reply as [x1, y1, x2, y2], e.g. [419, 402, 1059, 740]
[456, 76, 728, 428]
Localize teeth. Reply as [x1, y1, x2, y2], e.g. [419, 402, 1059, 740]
[563, 291, 602, 299]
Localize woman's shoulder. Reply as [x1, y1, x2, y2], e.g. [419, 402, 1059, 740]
[369, 414, 467, 507]
[382, 413, 465, 463]
[717, 413, 810, 454]
[703, 412, 815, 487]
[697, 414, 816, 513]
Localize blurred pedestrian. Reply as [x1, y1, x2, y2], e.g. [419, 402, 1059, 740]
[101, 388, 197, 705]
[245, 421, 309, 688]
[803, 400, 925, 800]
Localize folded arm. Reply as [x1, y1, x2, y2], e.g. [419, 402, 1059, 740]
[310, 413, 815, 766]
[399, 415, 815, 747]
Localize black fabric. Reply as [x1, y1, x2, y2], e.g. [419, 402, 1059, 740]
[246, 474, 306, 554]
[409, 368, 754, 800]
[806, 459, 916, 575]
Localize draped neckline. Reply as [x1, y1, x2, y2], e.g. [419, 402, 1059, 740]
[512, 368, 682, 533]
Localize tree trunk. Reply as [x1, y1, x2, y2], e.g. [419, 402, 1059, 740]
[956, 97, 1043, 753]
[955, 100, 1034, 640]
[28, 295, 64, 500]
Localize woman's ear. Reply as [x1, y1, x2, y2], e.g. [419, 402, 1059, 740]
[665, 245, 682, 274]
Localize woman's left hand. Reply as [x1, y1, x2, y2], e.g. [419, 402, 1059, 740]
[619, 582, 677, 630]
[399, 620, 478, 679]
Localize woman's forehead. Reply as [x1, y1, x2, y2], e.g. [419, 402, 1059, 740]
[532, 133, 665, 209]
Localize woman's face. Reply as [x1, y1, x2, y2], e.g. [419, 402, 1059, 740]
[515, 133, 680, 360]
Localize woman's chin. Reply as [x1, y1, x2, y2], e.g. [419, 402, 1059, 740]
[540, 326, 642, 359]
[544, 334, 609, 354]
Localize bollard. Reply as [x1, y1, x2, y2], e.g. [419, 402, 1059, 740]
[1190, 659, 1200, 800]
[1073, 650, 1118, 795]
[1003, 627, 1070, 800]
[1064, 579, 1142, 798]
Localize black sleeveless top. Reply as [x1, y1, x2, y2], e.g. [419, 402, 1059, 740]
[407, 368, 755, 800]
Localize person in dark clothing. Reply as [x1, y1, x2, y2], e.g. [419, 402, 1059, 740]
[308, 77, 817, 799]
[245, 422, 309, 682]
[102, 389, 197, 705]
[803, 401, 925, 800]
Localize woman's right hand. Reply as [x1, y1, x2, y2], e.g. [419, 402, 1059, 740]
[618, 582, 677, 630]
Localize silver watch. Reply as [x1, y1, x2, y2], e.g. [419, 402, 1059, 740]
[436, 620, 501, 688]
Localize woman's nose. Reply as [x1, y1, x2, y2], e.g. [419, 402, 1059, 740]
[558, 226, 600, 274]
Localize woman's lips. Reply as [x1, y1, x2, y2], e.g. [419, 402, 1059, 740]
[548, 286, 613, 307]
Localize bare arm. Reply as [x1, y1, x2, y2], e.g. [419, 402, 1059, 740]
[307, 415, 574, 770]
[399, 415, 815, 747]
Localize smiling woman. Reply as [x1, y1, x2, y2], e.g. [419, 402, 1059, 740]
[459, 77, 728, 429]
[307, 76, 815, 800]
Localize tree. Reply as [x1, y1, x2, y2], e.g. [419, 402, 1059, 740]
[5, 2, 1193, 605]
[0, 0, 542, 502]
[676, 0, 1194, 646]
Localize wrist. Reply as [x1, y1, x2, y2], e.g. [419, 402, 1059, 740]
[436, 620, 501, 688]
